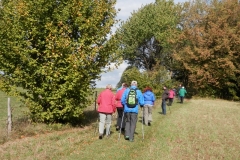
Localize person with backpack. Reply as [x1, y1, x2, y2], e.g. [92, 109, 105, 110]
[121, 81, 144, 142]
[168, 88, 175, 106]
[142, 86, 156, 126]
[179, 86, 187, 103]
[97, 84, 116, 139]
[115, 83, 128, 131]
[161, 86, 169, 115]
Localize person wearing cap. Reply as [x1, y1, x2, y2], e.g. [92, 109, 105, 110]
[161, 86, 169, 115]
[179, 86, 187, 103]
[97, 84, 116, 139]
[121, 80, 144, 142]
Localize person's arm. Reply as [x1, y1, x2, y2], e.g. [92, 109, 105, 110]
[137, 90, 145, 106]
[165, 90, 169, 99]
[152, 93, 156, 101]
[112, 94, 116, 112]
[115, 91, 119, 101]
[121, 89, 128, 105]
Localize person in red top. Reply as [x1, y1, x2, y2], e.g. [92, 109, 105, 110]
[115, 83, 128, 131]
[168, 88, 175, 106]
[97, 84, 116, 139]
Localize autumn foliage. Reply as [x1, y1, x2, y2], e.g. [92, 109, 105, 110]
[172, 0, 240, 99]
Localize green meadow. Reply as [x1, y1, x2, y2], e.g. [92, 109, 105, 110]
[0, 91, 240, 160]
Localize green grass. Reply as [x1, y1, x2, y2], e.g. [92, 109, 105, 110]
[0, 96, 240, 159]
[0, 91, 23, 126]
[0, 91, 27, 142]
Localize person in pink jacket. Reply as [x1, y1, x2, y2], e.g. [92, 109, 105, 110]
[97, 84, 116, 139]
[168, 88, 175, 106]
[115, 83, 128, 131]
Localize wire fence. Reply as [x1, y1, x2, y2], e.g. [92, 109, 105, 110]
[0, 91, 161, 137]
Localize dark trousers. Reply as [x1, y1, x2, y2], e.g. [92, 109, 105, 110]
[162, 99, 166, 115]
[116, 108, 125, 129]
[168, 98, 173, 106]
[180, 96, 184, 103]
[125, 112, 138, 140]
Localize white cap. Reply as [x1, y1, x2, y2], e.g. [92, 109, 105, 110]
[131, 81, 137, 86]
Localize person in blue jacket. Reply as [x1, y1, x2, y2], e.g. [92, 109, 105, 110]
[143, 86, 156, 126]
[121, 80, 144, 142]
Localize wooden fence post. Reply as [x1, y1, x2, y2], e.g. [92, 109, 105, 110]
[7, 97, 12, 135]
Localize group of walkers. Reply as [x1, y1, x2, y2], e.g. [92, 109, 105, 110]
[96, 81, 187, 142]
[161, 84, 187, 115]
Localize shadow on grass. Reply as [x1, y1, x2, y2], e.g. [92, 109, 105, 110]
[0, 109, 101, 144]
[71, 110, 99, 127]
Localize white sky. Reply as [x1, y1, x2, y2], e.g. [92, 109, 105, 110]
[96, 0, 186, 88]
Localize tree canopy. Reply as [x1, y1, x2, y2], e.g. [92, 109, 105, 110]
[0, 0, 118, 123]
[172, 0, 240, 99]
[115, 0, 240, 100]
[114, 0, 180, 71]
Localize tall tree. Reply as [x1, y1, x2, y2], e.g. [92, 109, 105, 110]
[114, 0, 180, 71]
[172, 0, 240, 99]
[0, 0, 118, 123]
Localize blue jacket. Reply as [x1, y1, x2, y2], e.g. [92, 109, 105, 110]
[143, 90, 155, 106]
[121, 86, 144, 114]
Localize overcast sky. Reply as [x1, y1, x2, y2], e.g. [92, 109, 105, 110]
[96, 0, 186, 88]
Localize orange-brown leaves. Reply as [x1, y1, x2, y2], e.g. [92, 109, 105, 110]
[171, 0, 240, 98]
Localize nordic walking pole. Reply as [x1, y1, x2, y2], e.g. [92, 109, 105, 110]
[141, 107, 144, 141]
[118, 111, 125, 141]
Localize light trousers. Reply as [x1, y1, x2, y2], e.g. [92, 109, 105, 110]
[99, 113, 112, 136]
[143, 105, 153, 125]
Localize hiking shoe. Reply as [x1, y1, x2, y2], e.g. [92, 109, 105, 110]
[129, 139, 134, 142]
[121, 128, 125, 132]
[125, 136, 129, 140]
[99, 134, 103, 139]
[116, 127, 119, 131]
[148, 122, 151, 126]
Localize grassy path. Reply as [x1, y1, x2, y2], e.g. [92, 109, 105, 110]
[0, 99, 240, 160]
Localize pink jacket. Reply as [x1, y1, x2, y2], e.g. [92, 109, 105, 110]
[115, 87, 126, 108]
[97, 89, 116, 113]
[168, 90, 175, 98]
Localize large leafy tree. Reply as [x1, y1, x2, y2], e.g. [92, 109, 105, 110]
[114, 0, 181, 95]
[115, 0, 180, 71]
[172, 0, 240, 99]
[0, 0, 118, 123]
